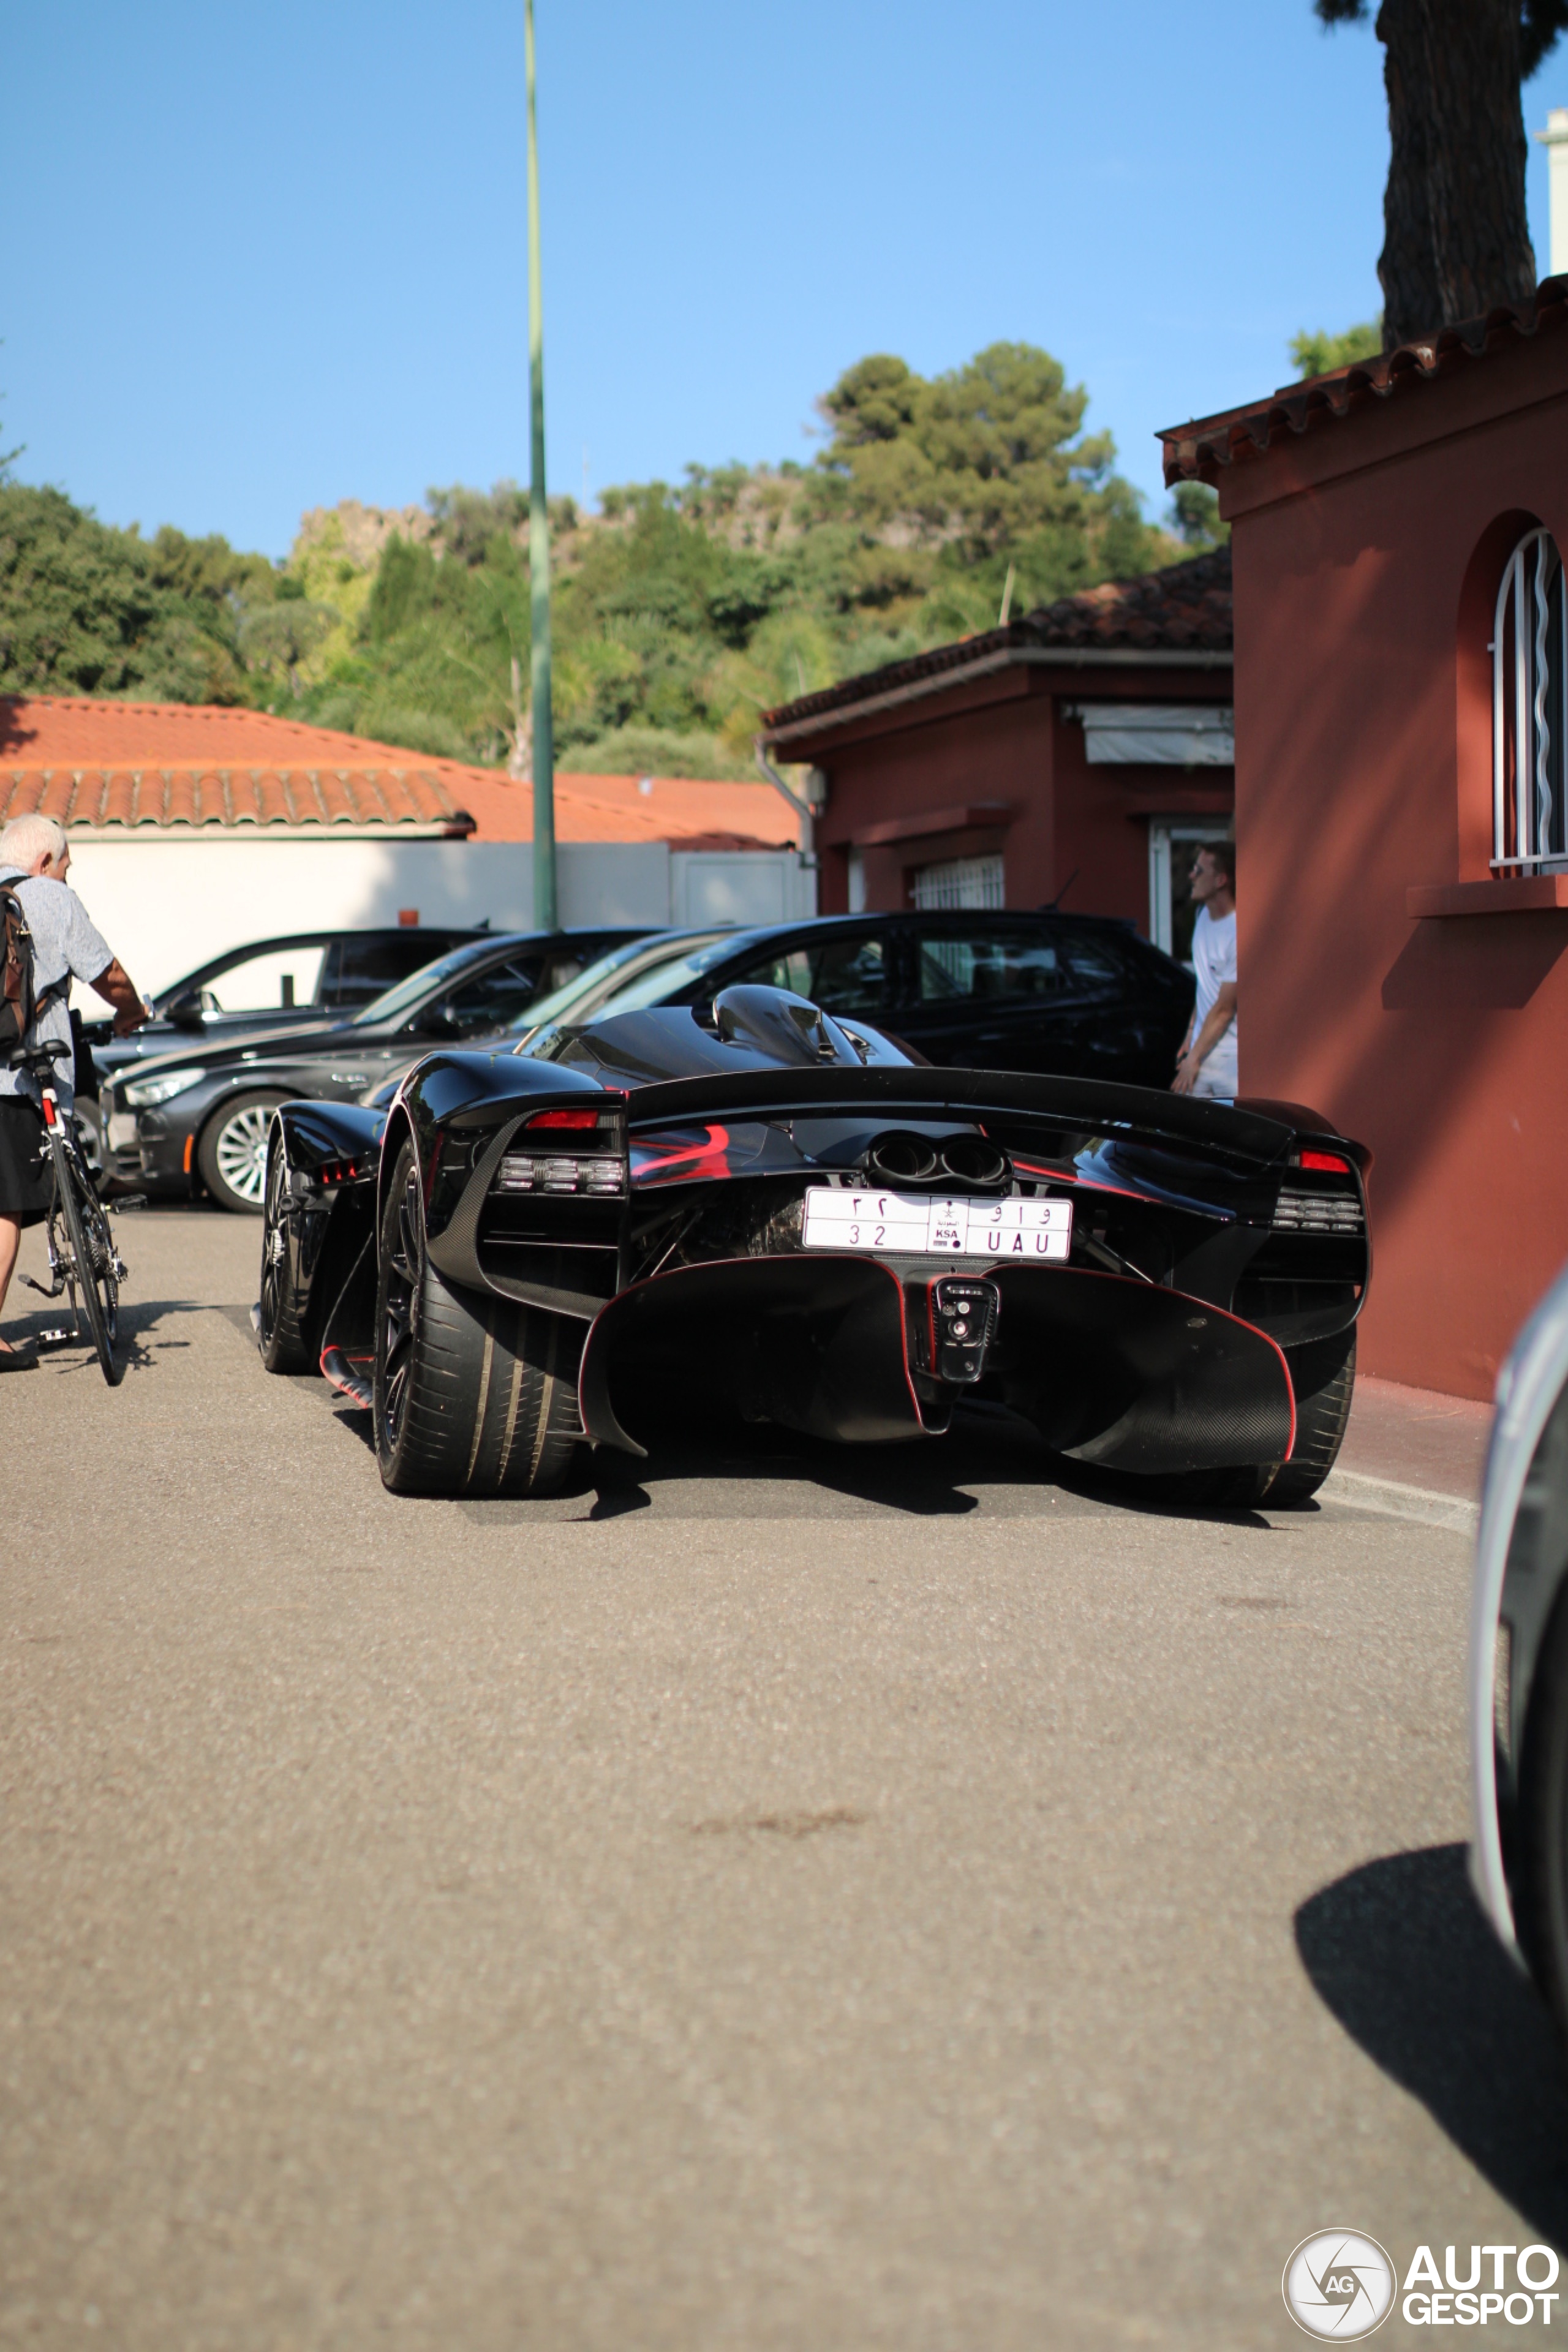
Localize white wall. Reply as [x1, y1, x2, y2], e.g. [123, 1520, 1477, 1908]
[62, 833, 815, 1012]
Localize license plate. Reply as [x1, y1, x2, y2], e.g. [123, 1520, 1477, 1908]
[801, 1187, 1072, 1261]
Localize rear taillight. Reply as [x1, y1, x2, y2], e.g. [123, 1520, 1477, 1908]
[1297, 1149, 1352, 1174]
[527, 1107, 601, 1131]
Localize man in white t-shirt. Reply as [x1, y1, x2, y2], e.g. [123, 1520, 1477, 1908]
[1172, 841, 1237, 1098]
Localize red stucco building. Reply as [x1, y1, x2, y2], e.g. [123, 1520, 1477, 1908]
[1162, 278, 1568, 1400]
[762, 552, 1234, 963]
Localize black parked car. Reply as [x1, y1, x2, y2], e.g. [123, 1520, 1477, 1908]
[514, 911, 1195, 1083]
[104, 929, 647, 1212]
[85, 925, 492, 1074]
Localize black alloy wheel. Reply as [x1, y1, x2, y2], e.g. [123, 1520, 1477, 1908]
[257, 1136, 312, 1373]
[377, 1149, 423, 1472]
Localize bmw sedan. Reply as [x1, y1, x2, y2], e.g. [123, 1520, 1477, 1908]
[85, 925, 491, 1074]
[104, 927, 647, 1211]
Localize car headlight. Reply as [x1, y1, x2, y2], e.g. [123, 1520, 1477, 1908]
[122, 1066, 205, 1108]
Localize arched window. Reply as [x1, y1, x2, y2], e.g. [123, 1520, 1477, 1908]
[1494, 527, 1568, 873]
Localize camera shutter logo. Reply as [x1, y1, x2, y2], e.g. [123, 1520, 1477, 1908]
[1283, 2231, 1395, 2339]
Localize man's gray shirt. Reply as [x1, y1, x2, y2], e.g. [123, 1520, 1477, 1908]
[0, 867, 111, 1111]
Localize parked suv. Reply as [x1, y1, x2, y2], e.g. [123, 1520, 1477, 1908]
[516, 911, 1195, 1084]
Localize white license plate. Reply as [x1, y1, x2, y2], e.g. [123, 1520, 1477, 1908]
[801, 1187, 1072, 1261]
[107, 1114, 138, 1151]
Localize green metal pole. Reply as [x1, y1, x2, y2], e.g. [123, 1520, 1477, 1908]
[525, 0, 556, 931]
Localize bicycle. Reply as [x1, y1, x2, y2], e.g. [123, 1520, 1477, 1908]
[12, 1040, 130, 1386]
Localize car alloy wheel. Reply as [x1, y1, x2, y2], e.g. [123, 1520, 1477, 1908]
[213, 1102, 274, 1205]
[198, 1091, 292, 1215]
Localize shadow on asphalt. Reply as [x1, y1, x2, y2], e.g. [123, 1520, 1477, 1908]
[6, 1292, 211, 1378]
[1296, 1844, 1568, 2247]
[438, 1401, 1295, 1527]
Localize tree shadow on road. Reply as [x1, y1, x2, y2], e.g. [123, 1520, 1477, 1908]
[1296, 1844, 1568, 2246]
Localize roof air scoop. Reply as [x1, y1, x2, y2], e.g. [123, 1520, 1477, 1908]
[711, 984, 858, 1066]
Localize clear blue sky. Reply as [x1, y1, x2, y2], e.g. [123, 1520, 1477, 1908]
[9, 2, 1565, 560]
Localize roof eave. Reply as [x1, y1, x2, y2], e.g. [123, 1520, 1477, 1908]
[763, 643, 1232, 749]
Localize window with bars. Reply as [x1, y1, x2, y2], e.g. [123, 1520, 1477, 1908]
[1494, 527, 1568, 875]
[910, 854, 1005, 911]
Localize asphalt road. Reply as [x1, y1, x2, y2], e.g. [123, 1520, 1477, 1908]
[3, 1207, 1565, 2351]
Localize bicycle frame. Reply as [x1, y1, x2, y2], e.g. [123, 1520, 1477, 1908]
[17, 1052, 129, 1382]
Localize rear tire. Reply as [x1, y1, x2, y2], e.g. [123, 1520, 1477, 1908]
[257, 1131, 312, 1373]
[1267, 1331, 1357, 1506]
[199, 1090, 290, 1215]
[373, 1140, 582, 1498]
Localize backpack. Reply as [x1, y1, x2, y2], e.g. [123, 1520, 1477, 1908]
[0, 880, 39, 1055]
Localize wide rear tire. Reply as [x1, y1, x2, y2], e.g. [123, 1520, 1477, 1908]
[1267, 1331, 1357, 1507]
[373, 1140, 581, 1498]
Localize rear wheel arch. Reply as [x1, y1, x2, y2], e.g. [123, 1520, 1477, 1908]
[376, 1104, 415, 1233]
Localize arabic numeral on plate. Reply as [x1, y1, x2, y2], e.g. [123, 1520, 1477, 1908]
[849, 1224, 860, 1245]
[875, 1224, 885, 1245]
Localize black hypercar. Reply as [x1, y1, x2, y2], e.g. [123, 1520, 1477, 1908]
[255, 979, 1371, 1507]
[103, 928, 646, 1212]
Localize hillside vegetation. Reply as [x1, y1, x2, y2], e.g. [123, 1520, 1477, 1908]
[0, 341, 1202, 777]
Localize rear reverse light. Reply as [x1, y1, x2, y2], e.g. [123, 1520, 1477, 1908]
[496, 1153, 625, 1196]
[1297, 1150, 1352, 1174]
[527, 1106, 602, 1131]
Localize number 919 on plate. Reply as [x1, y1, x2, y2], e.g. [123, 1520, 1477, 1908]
[801, 1187, 1072, 1260]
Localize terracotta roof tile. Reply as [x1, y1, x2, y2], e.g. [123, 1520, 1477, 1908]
[0, 696, 801, 851]
[761, 547, 1232, 737]
[1159, 273, 1568, 484]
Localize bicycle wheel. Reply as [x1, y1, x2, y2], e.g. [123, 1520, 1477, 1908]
[53, 1129, 123, 1385]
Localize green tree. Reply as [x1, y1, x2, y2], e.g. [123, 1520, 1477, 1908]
[1167, 483, 1228, 551]
[0, 484, 261, 701]
[1289, 319, 1384, 376]
[1315, 0, 1566, 345]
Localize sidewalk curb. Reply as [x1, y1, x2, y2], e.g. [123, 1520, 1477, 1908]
[1318, 1466, 1479, 1537]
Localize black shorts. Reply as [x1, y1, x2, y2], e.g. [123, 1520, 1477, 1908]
[0, 1096, 52, 1226]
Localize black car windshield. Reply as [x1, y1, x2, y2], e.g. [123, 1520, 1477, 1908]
[586, 935, 759, 1018]
[351, 939, 514, 1028]
[508, 932, 733, 1044]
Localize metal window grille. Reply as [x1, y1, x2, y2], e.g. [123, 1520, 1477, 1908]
[911, 854, 1005, 911]
[1494, 527, 1568, 874]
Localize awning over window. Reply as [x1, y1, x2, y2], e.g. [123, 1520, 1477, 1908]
[1075, 703, 1234, 767]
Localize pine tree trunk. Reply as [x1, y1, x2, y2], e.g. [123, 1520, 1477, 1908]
[1376, 0, 1537, 348]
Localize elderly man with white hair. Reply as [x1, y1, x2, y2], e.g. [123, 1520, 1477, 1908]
[0, 813, 147, 1367]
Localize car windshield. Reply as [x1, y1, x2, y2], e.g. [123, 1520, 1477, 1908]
[351, 940, 510, 1028]
[586, 935, 757, 1019]
[508, 932, 731, 1043]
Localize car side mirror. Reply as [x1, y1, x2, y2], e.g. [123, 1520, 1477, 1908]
[165, 990, 206, 1030]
